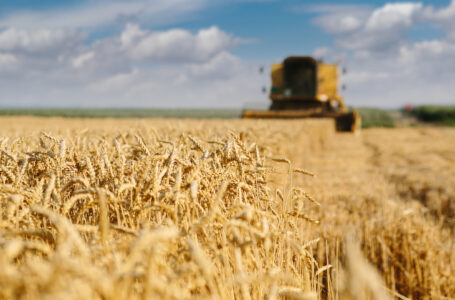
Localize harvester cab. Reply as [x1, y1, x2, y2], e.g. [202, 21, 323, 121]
[242, 56, 361, 132]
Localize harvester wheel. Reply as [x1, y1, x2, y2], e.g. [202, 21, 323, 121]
[335, 110, 361, 132]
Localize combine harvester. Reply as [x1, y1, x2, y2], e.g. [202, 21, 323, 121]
[242, 56, 361, 132]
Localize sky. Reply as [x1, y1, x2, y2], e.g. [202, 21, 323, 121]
[0, 0, 454, 108]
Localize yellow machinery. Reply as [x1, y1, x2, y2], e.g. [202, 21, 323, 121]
[242, 56, 361, 132]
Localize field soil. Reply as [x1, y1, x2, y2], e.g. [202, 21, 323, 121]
[0, 117, 453, 299]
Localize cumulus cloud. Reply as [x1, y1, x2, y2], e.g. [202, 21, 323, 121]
[127, 26, 241, 62]
[309, 3, 424, 53]
[365, 3, 422, 31]
[311, 2, 455, 55]
[310, 2, 429, 54]
[0, 22, 243, 77]
[423, 0, 455, 21]
[90, 69, 141, 93]
[0, 27, 84, 54]
[0, 18, 261, 108]
[310, 5, 371, 35]
[3, 0, 453, 109]
[0, 0, 268, 108]
[0, 53, 17, 74]
[321, 15, 364, 34]
[312, 47, 332, 58]
[308, 1, 455, 106]
[399, 40, 455, 64]
[72, 52, 95, 69]
[0, 53, 17, 65]
[343, 71, 390, 84]
[120, 24, 146, 48]
[309, 2, 455, 56]
[181, 51, 243, 81]
[423, 0, 455, 42]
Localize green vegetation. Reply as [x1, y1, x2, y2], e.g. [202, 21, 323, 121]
[409, 105, 455, 126]
[356, 107, 395, 128]
[0, 108, 242, 119]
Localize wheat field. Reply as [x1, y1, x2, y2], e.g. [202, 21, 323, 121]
[0, 117, 454, 300]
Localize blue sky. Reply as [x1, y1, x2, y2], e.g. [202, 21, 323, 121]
[174, 0, 450, 59]
[0, 0, 454, 108]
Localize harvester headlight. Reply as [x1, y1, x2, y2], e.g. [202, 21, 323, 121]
[319, 94, 329, 101]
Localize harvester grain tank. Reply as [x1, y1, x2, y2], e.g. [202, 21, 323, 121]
[242, 56, 361, 132]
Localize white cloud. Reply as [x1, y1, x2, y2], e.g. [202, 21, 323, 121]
[423, 0, 455, 21]
[182, 51, 243, 81]
[0, 19, 260, 108]
[0, 53, 17, 65]
[0, 53, 17, 73]
[0, 57, 263, 108]
[0, 0, 267, 108]
[311, 2, 426, 53]
[72, 51, 95, 69]
[311, 5, 371, 35]
[399, 40, 455, 69]
[365, 3, 422, 31]
[422, 0, 455, 42]
[121, 23, 145, 48]
[0, 0, 209, 30]
[343, 71, 390, 84]
[0, 27, 84, 54]
[316, 15, 364, 35]
[2, 0, 454, 109]
[128, 26, 241, 62]
[338, 30, 408, 53]
[340, 36, 455, 106]
[308, 1, 455, 107]
[90, 69, 141, 92]
[312, 47, 332, 58]
[339, 16, 362, 32]
[119, 64, 262, 108]
[0, 22, 243, 81]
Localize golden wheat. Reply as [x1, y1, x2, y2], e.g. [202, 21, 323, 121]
[0, 117, 453, 299]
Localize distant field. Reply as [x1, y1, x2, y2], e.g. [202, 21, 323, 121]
[356, 107, 395, 128]
[0, 108, 242, 119]
[0, 108, 393, 129]
[2, 106, 454, 128]
[409, 105, 455, 126]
